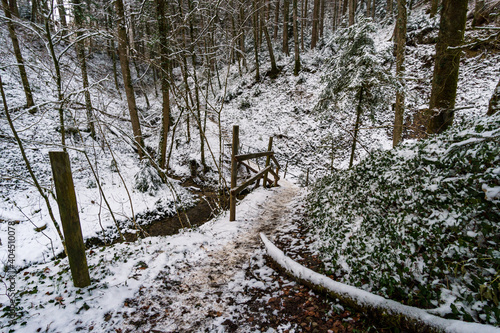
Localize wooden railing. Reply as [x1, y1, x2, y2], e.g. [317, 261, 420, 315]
[229, 125, 280, 221]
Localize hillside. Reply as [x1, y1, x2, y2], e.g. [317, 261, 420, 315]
[1, 0, 500, 331]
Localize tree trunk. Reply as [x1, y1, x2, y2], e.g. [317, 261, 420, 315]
[301, 0, 307, 50]
[253, 0, 261, 81]
[274, 0, 281, 39]
[106, 6, 122, 98]
[472, 0, 486, 27]
[311, 0, 320, 47]
[393, 0, 407, 147]
[372, 0, 376, 18]
[349, 86, 363, 168]
[283, 0, 290, 55]
[262, 15, 279, 77]
[8, 0, 18, 17]
[2, 0, 35, 110]
[155, 0, 171, 169]
[386, 0, 393, 19]
[427, 0, 467, 134]
[115, 0, 144, 158]
[366, 0, 371, 17]
[293, 0, 301, 76]
[487, 78, 500, 116]
[72, 0, 95, 139]
[319, 0, 325, 38]
[56, 0, 67, 35]
[429, 0, 438, 18]
[239, 6, 248, 69]
[348, 0, 355, 26]
[187, 0, 206, 169]
[44, 11, 67, 150]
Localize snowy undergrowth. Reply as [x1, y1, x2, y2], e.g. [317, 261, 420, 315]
[307, 113, 500, 326]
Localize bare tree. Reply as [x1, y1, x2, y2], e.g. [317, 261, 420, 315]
[427, 0, 468, 134]
[155, 0, 172, 169]
[311, 0, 320, 47]
[253, 0, 261, 80]
[487, 78, 500, 116]
[393, 0, 407, 147]
[348, 0, 355, 26]
[472, 0, 486, 27]
[262, 6, 280, 78]
[283, 0, 290, 55]
[115, 0, 144, 158]
[2, 0, 35, 110]
[72, 0, 95, 139]
[293, 0, 301, 75]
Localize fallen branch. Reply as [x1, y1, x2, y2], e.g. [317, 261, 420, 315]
[260, 233, 499, 333]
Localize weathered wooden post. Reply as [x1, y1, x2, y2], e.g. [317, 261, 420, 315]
[230, 125, 239, 221]
[305, 168, 310, 187]
[263, 136, 273, 188]
[49, 151, 90, 288]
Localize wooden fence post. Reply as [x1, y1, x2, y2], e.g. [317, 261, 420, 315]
[49, 151, 90, 288]
[263, 136, 273, 188]
[230, 125, 239, 221]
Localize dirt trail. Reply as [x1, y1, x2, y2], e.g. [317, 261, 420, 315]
[122, 180, 300, 332]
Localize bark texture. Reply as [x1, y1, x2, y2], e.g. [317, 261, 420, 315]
[487, 78, 500, 116]
[393, 0, 407, 147]
[293, 0, 301, 75]
[115, 0, 144, 158]
[2, 0, 35, 109]
[155, 0, 172, 169]
[427, 0, 467, 134]
[73, 0, 95, 139]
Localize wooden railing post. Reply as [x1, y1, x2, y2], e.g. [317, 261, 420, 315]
[49, 151, 90, 288]
[230, 125, 239, 221]
[263, 136, 273, 188]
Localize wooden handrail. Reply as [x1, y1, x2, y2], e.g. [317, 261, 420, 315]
[268, 167, 280, 181]
[240, 161, 274, 185]
[230, 166, 272, 195]
[235, 151, 274, 162]
[229, 127, 280, 221]
[271, 155, 281, 169]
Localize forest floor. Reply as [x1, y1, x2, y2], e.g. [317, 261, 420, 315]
[110, 180, 389, 333]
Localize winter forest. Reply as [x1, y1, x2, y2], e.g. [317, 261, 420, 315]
[1, 0, 499, 331]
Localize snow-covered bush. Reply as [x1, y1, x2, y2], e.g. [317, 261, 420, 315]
[316, 17, 394, 119]
[307, 113, 500, 325]
[315, 17, 395, 167]
[134, 161, 164, 196]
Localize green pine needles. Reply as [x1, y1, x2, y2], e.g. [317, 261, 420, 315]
[316, 17, 394, 119]
[307, 113, 500, 325]
[315, 18, 395, 168]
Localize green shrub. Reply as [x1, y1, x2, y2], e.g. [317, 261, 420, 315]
[307, 113, 500, 325]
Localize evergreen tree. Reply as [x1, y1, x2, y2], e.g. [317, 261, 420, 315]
[316, 18, 394, 167]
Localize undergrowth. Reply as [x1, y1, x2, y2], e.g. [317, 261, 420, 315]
[307, 113, 500, 326]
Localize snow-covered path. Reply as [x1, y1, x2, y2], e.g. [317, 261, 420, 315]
[118, 180, 300, 332]
[2, 180, 301, 333]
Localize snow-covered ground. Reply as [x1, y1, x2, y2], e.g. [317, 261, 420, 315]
[1, 180, 305, 332]
[1, 3, 499, 330]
